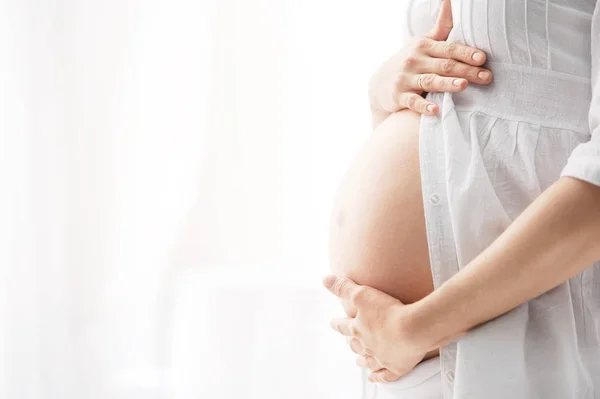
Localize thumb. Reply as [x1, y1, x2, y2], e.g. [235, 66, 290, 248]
[322, 275, 360, 301]
[322, 275, 374, 307]
[427, 0, 453, 41]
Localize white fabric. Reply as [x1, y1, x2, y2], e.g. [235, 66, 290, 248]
[406, 0, 600, 398]
[375, 357, 442, 399]
[0, 1, 411, 398]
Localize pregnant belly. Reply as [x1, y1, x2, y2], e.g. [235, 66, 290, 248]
[328, 109, 433, 310]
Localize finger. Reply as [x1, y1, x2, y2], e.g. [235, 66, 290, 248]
[340, 299, 358, 318]
[413, 73, 467, 93]
[427, 0, 453, 41]
[427, 40, 487, 66]
[322, 275, 360, 301]
[330, 317, 356, 336]
[368, 369, 402, 383]
[396, 92, 438, 116]
[356, 355, 384, 371]
[346, 337, 365, 355]
[428, 58, 493, 84]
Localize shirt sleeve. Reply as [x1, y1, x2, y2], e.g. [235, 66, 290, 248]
[401, 0, 440, 44]
[560, 3, 600, 187]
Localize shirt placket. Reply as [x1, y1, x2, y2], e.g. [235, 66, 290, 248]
[420, 92, 462, 398]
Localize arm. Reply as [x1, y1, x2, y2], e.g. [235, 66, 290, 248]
[324, 158, 600, 382]
[409, 176, 600, 351]
[410, 2, 600, 351]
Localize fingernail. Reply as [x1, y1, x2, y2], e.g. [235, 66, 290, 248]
[426, 104, 436, 113]
[452, 78, 463, 87]
[478, 70, 491, 81]
[472, 52, 485, 63]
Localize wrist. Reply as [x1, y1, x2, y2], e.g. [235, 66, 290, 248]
[367, 78, 394, 119]
[402, 294, 467, 353]
[396, 302, 443, 354]
[369, 96, 390, 115]
[370, 107, 392, 130]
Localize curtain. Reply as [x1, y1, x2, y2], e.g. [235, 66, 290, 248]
[0, 1, 409, 398]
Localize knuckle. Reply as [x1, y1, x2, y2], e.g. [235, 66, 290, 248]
[429, 76, 442, 90]
[444, 41, 458, 57]
[422, 73, 435, 88]
[393, 73, 407, 91]
[461, 47, 473, 60]
[406, 94, 418, 110]
[412, 96, 425, 112]
[350, 286, 367, 304]
[333, 277, 349, 296]
[441, 59, 456, 74]
[470, 67, 483, 80]
[400, 56, 417, 70]
[334, 323, 342, 333]
[413, 37, 430, 51]
[441, 77, 453, 90]
[454, 68, 469, 81]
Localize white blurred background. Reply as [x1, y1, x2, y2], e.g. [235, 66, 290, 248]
[0, 1, 411, 398]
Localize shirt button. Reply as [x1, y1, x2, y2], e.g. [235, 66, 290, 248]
[429, 193, 440, 205]
[446, 370, 455, 382]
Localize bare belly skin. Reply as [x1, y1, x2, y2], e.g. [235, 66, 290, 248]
[328, 109, 439, 361]
[328, 109, 433, 312]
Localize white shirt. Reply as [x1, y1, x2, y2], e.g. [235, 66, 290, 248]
[404, 0, 600, 397]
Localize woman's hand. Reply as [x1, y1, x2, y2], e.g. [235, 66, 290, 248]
[369, 0, 492, 121]
[323, 275, 435, 383]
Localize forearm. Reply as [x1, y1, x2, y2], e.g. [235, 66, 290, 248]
[409, 176, 600, 350]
